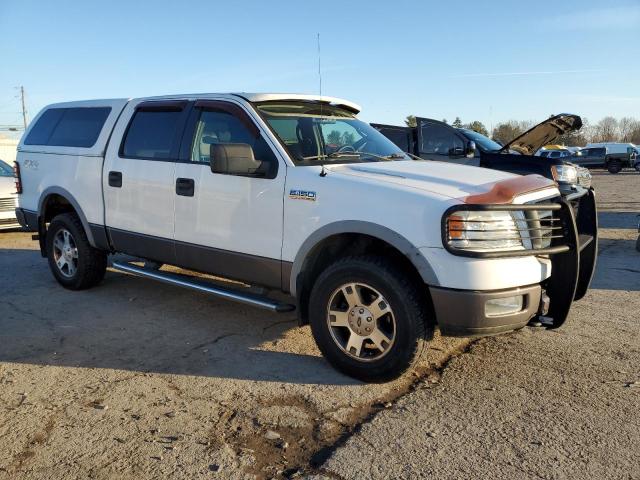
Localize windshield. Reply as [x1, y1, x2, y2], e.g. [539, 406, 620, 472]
[256, 102, 411, 165]
[457, 129, 502, 152]
[0, 160, 13, 177]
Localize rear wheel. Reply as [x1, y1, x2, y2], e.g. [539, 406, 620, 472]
[607, 160, 622, 174]
[634, 162, 640, 173]
[46, 213, 107, 290]
[309, 256, 430, 382]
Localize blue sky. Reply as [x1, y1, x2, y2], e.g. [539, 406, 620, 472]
[1, 0, 639, 134]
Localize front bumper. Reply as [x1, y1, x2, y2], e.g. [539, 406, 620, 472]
[433, 188, 598, 335]
[431, 284, 542, 336]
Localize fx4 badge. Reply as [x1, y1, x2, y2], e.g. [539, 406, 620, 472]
[289, 190, 317, 202]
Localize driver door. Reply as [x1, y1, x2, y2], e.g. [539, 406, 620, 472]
[172, 100, 286, 288]
[416, 118, 478, 166]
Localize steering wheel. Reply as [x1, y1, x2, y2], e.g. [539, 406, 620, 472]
[337, 145, 356, 153]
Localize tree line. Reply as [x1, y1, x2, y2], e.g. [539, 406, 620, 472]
[404, 115, 640, 147]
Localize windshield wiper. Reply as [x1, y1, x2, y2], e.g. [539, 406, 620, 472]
[301, 152, 361, 161]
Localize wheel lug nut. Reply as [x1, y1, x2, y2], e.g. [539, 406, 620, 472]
[367, 317, 372, 322]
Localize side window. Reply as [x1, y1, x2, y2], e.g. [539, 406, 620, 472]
[419, 123, 463, 157]
[190, 109, 278, 173]
[122, 109, 184, 160]
[24, 107, 111, 147]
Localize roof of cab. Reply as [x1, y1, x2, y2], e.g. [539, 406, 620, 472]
[134, 92, 362, 114]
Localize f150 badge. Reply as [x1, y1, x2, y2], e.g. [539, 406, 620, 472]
[289, 190, 317, 201]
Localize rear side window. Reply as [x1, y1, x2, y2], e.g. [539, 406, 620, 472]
[122, 109, 184, 160]
[24, 107, 111, 147]
[594, 148, 606, 156]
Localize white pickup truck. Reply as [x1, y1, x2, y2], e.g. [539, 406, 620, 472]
[14, 93, 593, 381]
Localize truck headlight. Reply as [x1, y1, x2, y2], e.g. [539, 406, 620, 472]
[445, 210, 523, 251]
[550, 165, 578, 184]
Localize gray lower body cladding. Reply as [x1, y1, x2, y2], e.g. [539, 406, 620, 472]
[430, 284, 542, 336]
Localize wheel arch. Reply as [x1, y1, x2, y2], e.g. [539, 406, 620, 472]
[38, 187, 97, 250]
[291, 221, 439, 324]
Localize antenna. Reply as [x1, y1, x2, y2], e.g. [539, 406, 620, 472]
[317, 32, 328, 178]
[317, 33, 322, 99]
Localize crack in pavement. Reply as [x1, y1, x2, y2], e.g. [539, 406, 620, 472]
[300, 339, 479, 477]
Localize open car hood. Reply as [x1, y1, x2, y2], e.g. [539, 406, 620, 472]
[499, 113, 582, 156]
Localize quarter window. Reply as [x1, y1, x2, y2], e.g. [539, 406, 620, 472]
[24, 107, 111, 147]
[122, 109, 184, 160]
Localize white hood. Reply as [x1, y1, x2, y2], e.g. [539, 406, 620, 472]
[327, 160, 522, 201]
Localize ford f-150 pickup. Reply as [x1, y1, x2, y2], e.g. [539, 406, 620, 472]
[14, 93, 596, 381]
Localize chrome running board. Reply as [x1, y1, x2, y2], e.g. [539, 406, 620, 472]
[112, 261, 295, 313]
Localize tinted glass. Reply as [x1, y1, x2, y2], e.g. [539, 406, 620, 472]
[0, 160, 13, 177]
[257, 102, 409, 165]
[24, 109, 65, 145]
[419, 123, 463, 156]
[190, 109, 277, 169]
[377, 128, 411, 152]
[594, 148, 606, 156]
[48, 108, 111, 147]
[458, 129, 502, 152]
[24, 107, 110, 147]
[123, 110, 183, 159]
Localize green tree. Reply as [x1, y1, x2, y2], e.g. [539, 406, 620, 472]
[404, 115, 417, 128]
[452, 117, 463, 128]
[464, 121, 489, 137]
[342, 131, 355, 145]
[327, 130, 342, 145]
[492, 120, 533, 145]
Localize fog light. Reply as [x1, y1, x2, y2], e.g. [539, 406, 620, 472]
[485, 296, 524, 317]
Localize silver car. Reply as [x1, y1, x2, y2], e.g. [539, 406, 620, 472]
[0, 159, 19, 230]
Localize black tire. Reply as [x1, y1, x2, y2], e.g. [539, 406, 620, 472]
[309, 255, 430, 382]
[46, 213, 107, 290]
[636, 235, 640, 253]
[634, 162, 640, 173]
[607, 160, 622, 174]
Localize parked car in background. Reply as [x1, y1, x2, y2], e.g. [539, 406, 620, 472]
[570, 147, 607, 169]
[0, 159, 19, 230]
[584, 142, 637, 173]
[372, 113, 594, 198]
[539, 149, 572, 159]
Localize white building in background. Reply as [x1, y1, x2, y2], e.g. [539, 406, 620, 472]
[0, 136, 19, 164]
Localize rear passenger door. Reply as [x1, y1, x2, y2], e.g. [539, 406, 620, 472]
[172, 100, 286, 288]
[103, 100, 190, 263]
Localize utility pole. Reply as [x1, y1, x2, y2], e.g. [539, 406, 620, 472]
[20, 86, 28, 129]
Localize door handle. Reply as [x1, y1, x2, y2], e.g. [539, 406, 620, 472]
[108, 171, 122, 188]
[176, 178, 195, 197]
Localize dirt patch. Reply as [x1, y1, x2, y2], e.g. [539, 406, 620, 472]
[215, 339, 475, 479]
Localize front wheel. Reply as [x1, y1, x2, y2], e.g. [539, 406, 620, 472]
[309, 256, 430, 382]
[634, 162, 640, 173]
[46, 213, 107, 290]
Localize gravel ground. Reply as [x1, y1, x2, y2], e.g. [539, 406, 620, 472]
[0, 171, 638, 479]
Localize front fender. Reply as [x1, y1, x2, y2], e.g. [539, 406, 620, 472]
[289, 220, 440, 295]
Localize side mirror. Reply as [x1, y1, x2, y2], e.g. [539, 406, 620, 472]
[210, 143, 262, 176]
[449, 146, 465, 157]
[465, 140, 476, 158]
